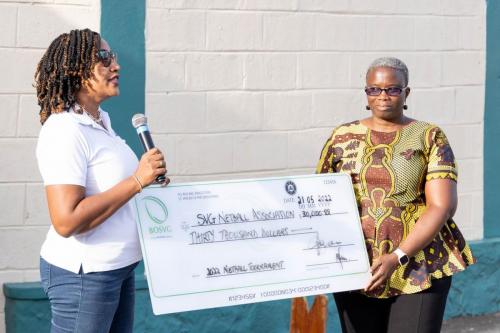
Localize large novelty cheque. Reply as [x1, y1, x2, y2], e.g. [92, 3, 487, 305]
[134, 173, 371, 315]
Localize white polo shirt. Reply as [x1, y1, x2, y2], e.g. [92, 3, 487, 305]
[36, 107, 142, 273]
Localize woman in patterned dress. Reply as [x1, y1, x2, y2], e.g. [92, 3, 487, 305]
[316, 57, 475, 333]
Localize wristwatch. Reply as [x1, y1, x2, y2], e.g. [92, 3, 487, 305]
[393, 248, 409, 265]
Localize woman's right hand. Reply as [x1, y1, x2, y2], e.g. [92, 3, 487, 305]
[45, 148, 169, 237]
[134, 148, 169, 187]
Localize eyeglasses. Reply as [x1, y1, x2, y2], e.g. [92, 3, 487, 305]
[365, 86, 406, 97]
[96, 49, 118, 67]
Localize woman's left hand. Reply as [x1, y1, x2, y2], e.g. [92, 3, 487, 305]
[365, 253, 399, 292]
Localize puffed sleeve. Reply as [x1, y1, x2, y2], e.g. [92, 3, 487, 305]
[316, 130, 340, 174]
[425, 126, 458, 182]
[36, 118, 88, 186]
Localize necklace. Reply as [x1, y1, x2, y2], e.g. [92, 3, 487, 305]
[77, 104, 102, 123]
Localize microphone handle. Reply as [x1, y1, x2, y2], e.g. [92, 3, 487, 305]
[138, 130, 166, 183]
[138, 131, 155, 151]
[156, 174, 167, 183]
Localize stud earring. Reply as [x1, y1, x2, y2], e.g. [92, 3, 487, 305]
[366, 105, 370, 110]
[403, 105, 408, 110]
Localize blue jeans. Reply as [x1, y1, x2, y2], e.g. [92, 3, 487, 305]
[40, 257, 138, 333]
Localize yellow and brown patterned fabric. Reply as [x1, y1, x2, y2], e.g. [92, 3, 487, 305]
[316, 120, 475, 298]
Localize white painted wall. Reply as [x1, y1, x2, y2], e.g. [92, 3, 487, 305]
[146, 0, 485, 242]
[0, 0, 100, 331]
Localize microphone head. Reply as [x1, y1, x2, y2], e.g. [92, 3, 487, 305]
[132, 113, 147, 128]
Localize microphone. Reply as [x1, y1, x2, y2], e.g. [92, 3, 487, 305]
[131, 113, 166, 183]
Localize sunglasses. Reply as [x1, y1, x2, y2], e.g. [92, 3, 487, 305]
[96, 49, 118, 67]
[365, 86, 406, 97]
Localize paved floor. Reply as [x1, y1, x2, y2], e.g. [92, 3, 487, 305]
[442, 312, 500, 333]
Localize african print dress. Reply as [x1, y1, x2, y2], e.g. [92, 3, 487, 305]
[316, 120, 475, 298]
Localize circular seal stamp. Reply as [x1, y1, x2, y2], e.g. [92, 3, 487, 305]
[285, 180, 297, 195]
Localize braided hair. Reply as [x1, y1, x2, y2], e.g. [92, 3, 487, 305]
[35, 29, 101, 125]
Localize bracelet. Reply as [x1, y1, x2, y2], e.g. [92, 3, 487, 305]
[132, 174, 144, 193]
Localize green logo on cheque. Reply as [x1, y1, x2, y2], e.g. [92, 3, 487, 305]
[142, 196, 171, 234]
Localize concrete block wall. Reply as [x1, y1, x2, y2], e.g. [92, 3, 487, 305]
[0, 1, 100, 332]
[146, 0, 486, 242]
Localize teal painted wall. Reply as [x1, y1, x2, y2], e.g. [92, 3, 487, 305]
[100, 0, 145, 157]
[100, 0, 146, 275]
[484, 0, 500, 237]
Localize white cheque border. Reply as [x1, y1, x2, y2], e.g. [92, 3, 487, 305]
[134, 173, 371, 309]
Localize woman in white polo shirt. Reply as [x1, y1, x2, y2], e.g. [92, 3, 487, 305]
[35, 29, 168, 333]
